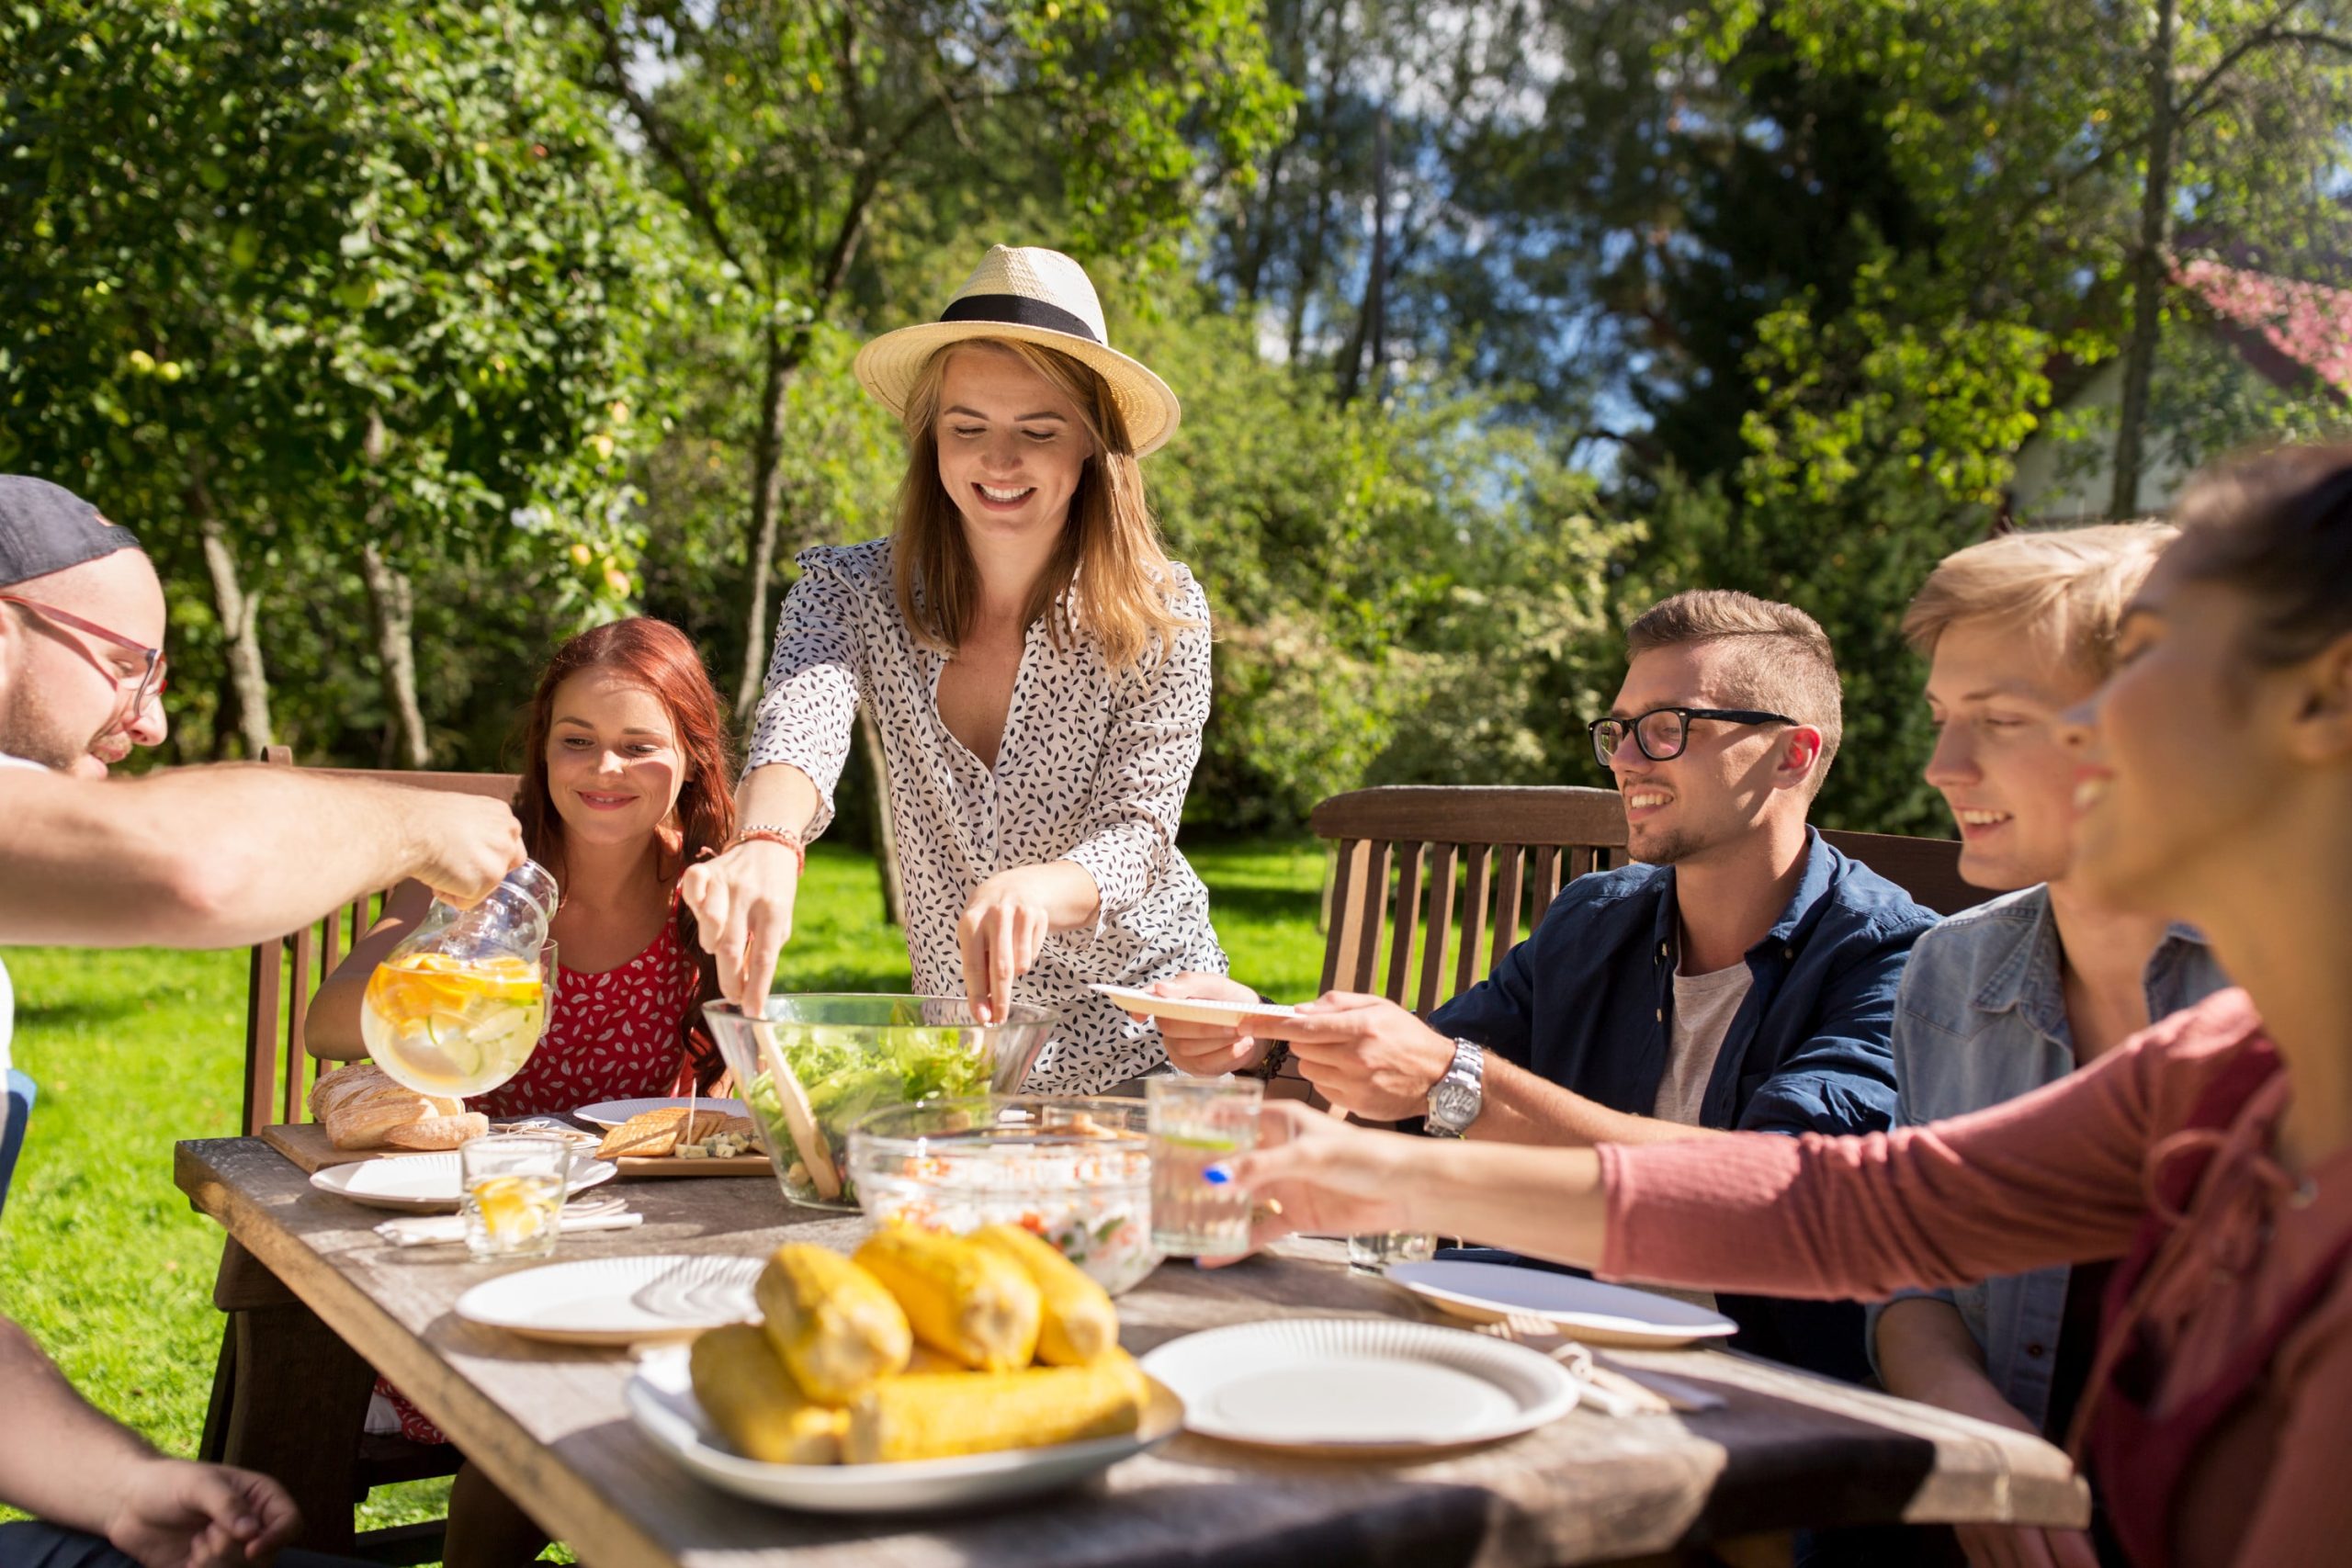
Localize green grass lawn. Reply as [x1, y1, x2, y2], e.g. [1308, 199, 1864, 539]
[0, 836, 1328, 1547]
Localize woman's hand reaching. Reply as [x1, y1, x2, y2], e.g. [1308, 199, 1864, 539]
[957, 866, 1063, 1022]
[679, 838, 804, 1012]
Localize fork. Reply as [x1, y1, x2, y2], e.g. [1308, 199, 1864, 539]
[1474, 1312, 1725, 1416]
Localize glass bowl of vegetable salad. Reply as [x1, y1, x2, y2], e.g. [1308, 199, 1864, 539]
[705, 995, 1057, 1212]
[845, 1096, 1159, 1294]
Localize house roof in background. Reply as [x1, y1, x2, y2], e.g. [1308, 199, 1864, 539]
[2171, 256, 2352, 400]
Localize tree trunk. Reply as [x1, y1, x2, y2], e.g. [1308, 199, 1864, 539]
[2109, 0, 2177, 520]
[357, 539, 429, 769]
[735, 324, 796, 722]
[197, 513, 274, 759]
[1332, 105, 1390, 407]
[855, 704, 905, 928]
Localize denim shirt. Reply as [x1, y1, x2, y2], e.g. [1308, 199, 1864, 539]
[1430, 828, 1938, 1381]
[1866, 885, 2228, 1433]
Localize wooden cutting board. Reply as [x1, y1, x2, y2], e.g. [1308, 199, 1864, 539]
[613, 1154, 773, 1179]
[260, 1120, 774, 1178]
[260, 1122, 413, 1172]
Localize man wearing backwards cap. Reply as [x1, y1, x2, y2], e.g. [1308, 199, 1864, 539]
[0, 475, 525, 1568]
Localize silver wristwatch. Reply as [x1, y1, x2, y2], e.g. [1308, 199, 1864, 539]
[1426, 1038, 1486, 1137]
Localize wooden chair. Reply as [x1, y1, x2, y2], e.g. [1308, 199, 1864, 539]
[1306, 784, 1975, 1021]
[199, 749, 519, 1563]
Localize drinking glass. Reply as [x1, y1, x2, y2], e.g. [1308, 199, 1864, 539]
[1147, 1075, 1261, 1257]
[459, 1133, 571, 1259]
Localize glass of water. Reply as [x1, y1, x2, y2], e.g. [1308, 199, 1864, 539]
[1147, 1075, 1261, 1256]
[458, 1133, 571, 1259]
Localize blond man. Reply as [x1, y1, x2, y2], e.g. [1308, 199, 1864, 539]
[1150, 591, 1939, 1382]
[1870, 525, 2227, 1568]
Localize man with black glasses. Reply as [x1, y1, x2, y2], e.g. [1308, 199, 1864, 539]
[1150, 591, 1936, 1380]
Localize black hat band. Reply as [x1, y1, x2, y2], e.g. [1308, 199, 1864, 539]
[938, 293, 1101, 344]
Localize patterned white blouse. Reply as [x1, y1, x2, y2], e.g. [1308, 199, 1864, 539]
[746, 539, 1229, 1091]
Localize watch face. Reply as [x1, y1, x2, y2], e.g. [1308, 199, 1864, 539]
[1431, 1079, 1476, 1127]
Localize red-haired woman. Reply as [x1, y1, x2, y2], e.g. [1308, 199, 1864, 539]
[311, 615, 734, 1108]
[307, 615, 733, 1567]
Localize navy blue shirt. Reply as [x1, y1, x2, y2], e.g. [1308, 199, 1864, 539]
[1430, 827, 1938, 1382]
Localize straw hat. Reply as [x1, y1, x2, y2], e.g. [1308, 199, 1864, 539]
[853, 245, 1181, 457]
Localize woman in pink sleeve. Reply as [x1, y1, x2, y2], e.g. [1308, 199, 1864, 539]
[1225, 443, 2352, 1568]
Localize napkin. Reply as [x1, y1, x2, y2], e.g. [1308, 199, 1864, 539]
[373, 1210, 644, 1248]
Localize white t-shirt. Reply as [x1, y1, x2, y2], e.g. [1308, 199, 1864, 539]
[1646, 959, 1754, 1314]
[1653, 961, 1755, 1127]
[0, 750, 49, 1084]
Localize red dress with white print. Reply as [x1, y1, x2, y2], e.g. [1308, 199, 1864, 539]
[468, 908, 705, 1121]
[372, 905, 707, 1447]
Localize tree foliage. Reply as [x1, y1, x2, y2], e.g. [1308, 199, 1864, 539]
[2, 0, 674, 762]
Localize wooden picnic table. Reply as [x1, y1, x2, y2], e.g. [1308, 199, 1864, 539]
[175, 1135, 2088, 1567]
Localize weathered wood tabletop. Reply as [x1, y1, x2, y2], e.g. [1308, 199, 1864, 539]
[175, 1136, 2088, 1568]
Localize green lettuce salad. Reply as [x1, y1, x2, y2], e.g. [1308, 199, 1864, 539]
[741, 1020, 998, 1206]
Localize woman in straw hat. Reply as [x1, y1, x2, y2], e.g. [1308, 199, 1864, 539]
[681, 244, 1229, 1092]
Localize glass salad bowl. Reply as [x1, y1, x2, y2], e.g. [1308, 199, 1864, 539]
[704, 995, 1056, 1212]
[846, 1096, 1159, 1294]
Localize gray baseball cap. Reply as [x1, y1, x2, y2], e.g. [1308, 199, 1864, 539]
[0, 477, 142, 590]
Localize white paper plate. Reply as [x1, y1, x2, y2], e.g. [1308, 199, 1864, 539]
[1090, 984, 1297, 1026]
[311, 1152, 616, 1213]
[456, 1255, 763, 1345]
[1385, 1260, 1738, 1348]
[1138, 1317, 1576, 1453]
[572, 1096, 748, 1129]
[625, 1345, 1183, 1512]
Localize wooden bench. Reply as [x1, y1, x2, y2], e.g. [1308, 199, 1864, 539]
[1270, 785, 1972, 1107]
[199, 749, 519, 1562]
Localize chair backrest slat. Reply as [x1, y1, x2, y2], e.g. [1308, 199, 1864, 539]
[1416, 842, 1460, 1015]
[239, 752, 521, 1136]
[242, 941, 284, 1137]
[1453, 846, 1492, 999]
[282, 923, 315, 1124]
[1383, 842, 1427, 1004]
[1489, 846, 1525, 969]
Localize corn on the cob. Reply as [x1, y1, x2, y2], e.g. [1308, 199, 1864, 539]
[688, 1324, 845, 1464]
[970, 1223, 1118, 1366]
[842, 1353, 1148, 1463]
[852, 1223, 1042, 1371]
[753, 1244, 912, 1404]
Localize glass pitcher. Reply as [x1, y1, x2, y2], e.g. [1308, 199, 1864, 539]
[360, 861, 558, 1098]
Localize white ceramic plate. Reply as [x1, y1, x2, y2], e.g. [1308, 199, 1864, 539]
[572, 1096, 748, 1129]
[456, 1255, 763, 1346]
[1090, 984, 1297, 1026]
[1137, 1317, 1576, 1453]
[625, 1345, 1183, 1512]
[310, 1152, 616, 1213]
[1384, 1260, 1738, 1349]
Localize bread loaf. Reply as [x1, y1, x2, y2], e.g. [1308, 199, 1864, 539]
[308, 1062, 472, 1150]
[381, 1111, 489, 1150]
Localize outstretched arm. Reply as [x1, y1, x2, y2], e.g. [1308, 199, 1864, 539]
[0, 765, 522, 949]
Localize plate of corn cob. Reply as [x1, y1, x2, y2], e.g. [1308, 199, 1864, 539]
[624, 1224, 1182, 1511]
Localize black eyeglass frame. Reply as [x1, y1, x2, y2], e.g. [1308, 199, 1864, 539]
[0, 594, 168, 719]
[1588, 705, 1799, 770]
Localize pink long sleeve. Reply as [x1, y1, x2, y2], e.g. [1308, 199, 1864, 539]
[1598, 989, 2262, 1300]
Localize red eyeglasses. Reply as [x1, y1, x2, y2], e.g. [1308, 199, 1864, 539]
[0, 595, 169, 717]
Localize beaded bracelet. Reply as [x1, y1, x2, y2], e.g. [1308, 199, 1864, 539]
[730, 825, 807, 877]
